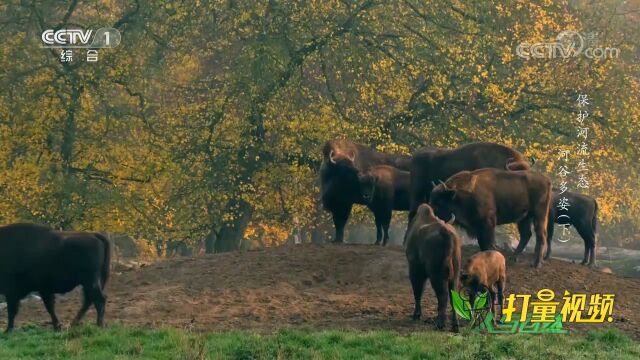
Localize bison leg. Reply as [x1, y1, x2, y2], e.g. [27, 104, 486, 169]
[588, 237, 597, 267]
[514, 219, 532, 255]
[581, 245, 590, 266]
[5, 295, 20, 333]
[431, 277, 449, 330]
[496, 279, 505, 323]
[447, 279, 459, 332]
[373, 208, 385, 245]
[575, 222, 593, 266]
[91, 285, 107, 327]
[71, 287, 92, 327]
[487, 288, 498, 326]
[374, 219, 382, 245]
[408, 175, 430, 232]
[331, 204, 352, 243]
[380, 210, 392, 246]
[477, 225, 496, 251]
[40, 292, 61, 331]
[545, 221, 555, 260]
[409, 264, 426, 320]
[73, 282, 107, 327]
[532, 216, 548, 268]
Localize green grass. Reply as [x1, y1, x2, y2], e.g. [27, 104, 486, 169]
[0, 325, 638, 360]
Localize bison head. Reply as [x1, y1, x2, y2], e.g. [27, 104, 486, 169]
[429, 179, 475, 227]
[324, 140, 357, 169]
[357, 173, 376, 204]
[428, 181, 458, 223]
[413, 203, 456, 226]
[329, 149, 356, 167]
[459, 273, 488, 312]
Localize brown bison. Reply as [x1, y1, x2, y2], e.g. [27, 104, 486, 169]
[0, 223, 111, 332]
[357, 165, 410, 246]
[516, 189, 599, 266]
[429, 168, 552, 268]
[405, 204, 460, 331]
[409, 142, 530, 223]
[320, 139, 410, 243]
[460, 250, 506, 324]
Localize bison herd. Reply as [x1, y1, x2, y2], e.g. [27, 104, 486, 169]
[321, 139, 600, 331]
[0, 138, 600, 333]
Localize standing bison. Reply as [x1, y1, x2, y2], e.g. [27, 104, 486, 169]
[516, 190, 599, 266]
[460, 250, 507, 325]
[409, 142, 530, 223]
[405, 203, 460, 331]
[357, 165, 410, 246]
[0, 223, 111, 332]
[429, 168, 552, 268]
[320, 139, 410, 243]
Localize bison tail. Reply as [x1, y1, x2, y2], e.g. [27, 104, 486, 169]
[94, 233, 111, 289]
[592, 200, 599, 245]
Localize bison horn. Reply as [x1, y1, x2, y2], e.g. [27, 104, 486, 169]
[348, 151, 355, 163]
[447, 213, 456, 225]
[329, 150, 337, 164]
[438, 180, 447, 189]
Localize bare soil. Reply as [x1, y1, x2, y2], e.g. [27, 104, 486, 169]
[2, 244, 639, 338]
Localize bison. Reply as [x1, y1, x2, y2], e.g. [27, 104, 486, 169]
[515, 189, 599, 266]
[0, 223, 111, 332]
[429, 168, 552, 268]
[405, 204, 460, 331]
[460, 250, 506, 324]
[409, 142, 530, 224]
[320, 139, 410, 243]
[357, 165, 410, 246]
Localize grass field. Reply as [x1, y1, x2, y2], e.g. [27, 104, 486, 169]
[0, 325, 639, 360]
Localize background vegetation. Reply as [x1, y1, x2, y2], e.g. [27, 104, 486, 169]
[0, 0, 638, 254]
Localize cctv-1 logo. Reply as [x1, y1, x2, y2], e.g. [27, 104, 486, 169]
[41, 28, 121, 48]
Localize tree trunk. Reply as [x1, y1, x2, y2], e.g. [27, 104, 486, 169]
[311, 227, 325, 244]
[204, 230, 217, 254]
[214, 199, 253, 253]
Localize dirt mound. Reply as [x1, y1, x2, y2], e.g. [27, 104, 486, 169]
[2, 244, 639, 337]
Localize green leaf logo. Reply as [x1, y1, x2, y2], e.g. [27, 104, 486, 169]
[451, 290, 490, 321]
[451, 290, 471, 320]
[473, 291, 488, 310]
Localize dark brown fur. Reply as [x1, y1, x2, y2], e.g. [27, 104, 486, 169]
[517, 189, 599, 266]
[460, 250, 506, 324]
[429, 168, 552, 268]
[409, 143, 530, 223]
[0, 223, 111, 332]
[320, 139, 411, 243]
[405, 204, 461, 331]
[358, 165, 410, 246]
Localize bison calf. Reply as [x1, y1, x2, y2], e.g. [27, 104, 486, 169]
[429, 168, 552, 268]
[460, 250, 506, 324]
[358, 165, 410, 246]
[405, 204, 460, 331]
[0, 223, 111, 332]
